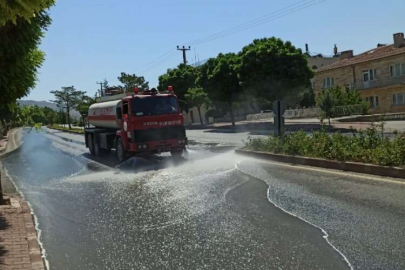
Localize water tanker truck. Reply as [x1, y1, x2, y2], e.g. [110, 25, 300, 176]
[84, 87, 187, 162]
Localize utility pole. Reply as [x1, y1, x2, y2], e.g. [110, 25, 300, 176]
[96, 81, 103, 97]
[177, 46, 191, 65]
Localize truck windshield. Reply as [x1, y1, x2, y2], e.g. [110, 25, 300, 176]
[132, 96, 179, 116]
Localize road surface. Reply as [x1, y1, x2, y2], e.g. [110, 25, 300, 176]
[0, 128, 404, 269]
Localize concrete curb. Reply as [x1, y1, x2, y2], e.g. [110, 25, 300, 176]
[0, 129, 13, 154]
[19, 199, 46, 270]
[235, 148, 405, 179]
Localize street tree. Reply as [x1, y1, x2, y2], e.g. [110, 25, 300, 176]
[50, 86, 86, 130]
[118, 72, 149, 91]
[317, 90, 336, 126]
[0, 2, 53, 111]
[239, 37, 313, 102]
[77, 96, 96, 127]
[41, 106, 57, 125]
[185, 87, 210, 126]
[316, 87, 369, 122]
[0, 0, 54, 26]
[300, 88, 316, 108]
[158, 64, 198, 107]
[198, 53, 243, 127]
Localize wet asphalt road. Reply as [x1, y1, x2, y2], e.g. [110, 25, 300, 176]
[0, 128, 404, 269]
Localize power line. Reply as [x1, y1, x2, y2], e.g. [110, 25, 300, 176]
[190, 0, 325, 46]
[186, 0, 317, 46]
[134, 48, 177, 71]
[135, 0, 325, 74]
[137, 51, 179, 73]
[139, 51, 180, 75]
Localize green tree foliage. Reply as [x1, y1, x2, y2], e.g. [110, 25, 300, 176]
[118, 72, 149, 92]
[300, 88, 316, 108]
[50, 86, 86, 130]
[319, 86, 364, 106]
[0, 3, 53, 110]
[77, 95, 96, 127]
[316, 87, 368, 125]
[0, 0, 54, 26]
[317, 91, 336, 126]
[239, 37, 313, 102]
[12, 105, 58, 127]
[41, 106, 57, 125]
[185, 87, 210, 125]
[198, 53, 243, 126]
[158, 64, 198, 106]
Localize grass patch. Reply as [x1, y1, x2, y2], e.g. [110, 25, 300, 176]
[49, 124, 84, 134]
[246, 124, 405, 167]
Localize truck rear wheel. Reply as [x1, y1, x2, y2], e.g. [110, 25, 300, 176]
[116, 138, 127, 162]
[94, 139, 102, 156]
[88, 134, 95, 155]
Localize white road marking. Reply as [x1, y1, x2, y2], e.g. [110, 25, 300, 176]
[253, 158, 405, 186]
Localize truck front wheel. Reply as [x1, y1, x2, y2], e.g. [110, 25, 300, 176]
[170, 148, 183, 157]
[88, 134, 95, 155]
[116, 138, 126, 162]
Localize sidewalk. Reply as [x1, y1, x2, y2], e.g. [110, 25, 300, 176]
[0, 197, 45, 270]
[0, 129, 46, 270]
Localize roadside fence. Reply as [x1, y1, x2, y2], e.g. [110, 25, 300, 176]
[246, 104, 365, 121]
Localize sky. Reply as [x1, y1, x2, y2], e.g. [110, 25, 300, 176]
[25, 0, 405, 101]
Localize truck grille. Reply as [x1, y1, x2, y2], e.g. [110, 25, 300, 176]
[131, 126, 186, 143]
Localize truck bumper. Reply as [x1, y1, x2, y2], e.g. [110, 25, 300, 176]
[128, 138, 187, 153]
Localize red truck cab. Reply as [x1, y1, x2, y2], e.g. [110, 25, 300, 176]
[85, 87, 187, 162]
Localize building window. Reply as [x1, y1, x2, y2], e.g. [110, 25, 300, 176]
[364, 96, 379, 108]
[392, 92, 405, 106]
[390, 64, 405, 77]
[363, 69, 377, 81]
[345, 83, 354, 90]
[323, 77, 334, 89]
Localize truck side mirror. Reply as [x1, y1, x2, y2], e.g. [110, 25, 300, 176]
[116, 107, 122, 120]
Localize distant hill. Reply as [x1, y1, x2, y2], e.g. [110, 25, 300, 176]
[18, 100, 81, 119]
[18, 100, 58, 110]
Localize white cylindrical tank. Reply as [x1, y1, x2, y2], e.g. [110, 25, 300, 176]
[88, 100, 122, 129]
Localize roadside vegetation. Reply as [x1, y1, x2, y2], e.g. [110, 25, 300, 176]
[246, 123, 405, 167]
[316, 87, 369, 125]
[0, 1, 55, 134]
[158, 37, 314, 126]
[49, 124, 84, 134]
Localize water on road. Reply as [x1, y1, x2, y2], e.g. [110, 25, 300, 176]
[1, 128, 404, 269]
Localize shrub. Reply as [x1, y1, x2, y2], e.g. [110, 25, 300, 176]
[246, 125, 405, 167]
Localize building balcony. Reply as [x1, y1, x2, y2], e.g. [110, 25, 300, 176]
[355, 76, 405, 90]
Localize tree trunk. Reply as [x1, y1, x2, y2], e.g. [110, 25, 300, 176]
[67, 106, 71, 130]
[229, 102, 235, 127]
[0, 171, 4, 204]
[197, 106, 204, 126]
[328, 117, 331, 126]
